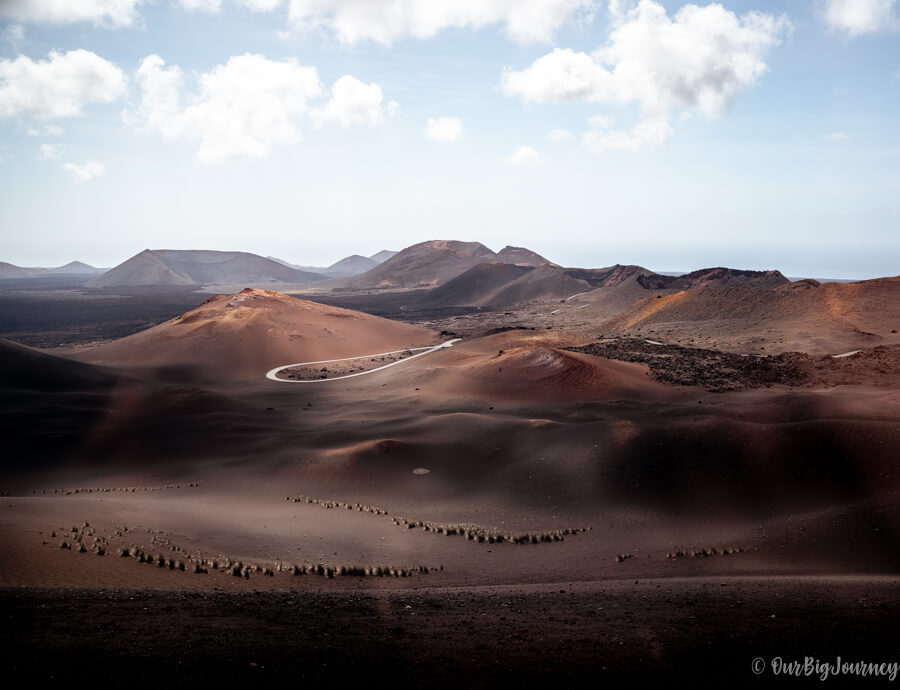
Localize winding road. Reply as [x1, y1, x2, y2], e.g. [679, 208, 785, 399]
[266, 339, 461, 383]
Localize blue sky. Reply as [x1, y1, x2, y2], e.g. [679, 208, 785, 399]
[0, 0, 898, 278]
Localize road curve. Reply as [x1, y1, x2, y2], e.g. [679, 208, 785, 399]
[266, 339, 461, 383]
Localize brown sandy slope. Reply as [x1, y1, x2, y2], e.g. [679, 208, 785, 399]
[87, 249, 324, 288]
[594, 276, 900, 354]
[419, 331, 676, 403]
[70, 288, 437, 382]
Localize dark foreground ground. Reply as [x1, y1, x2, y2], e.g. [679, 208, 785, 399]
[4, 577, 898, 688]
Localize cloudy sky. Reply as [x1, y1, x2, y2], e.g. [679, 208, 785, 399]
[0, 0, 898, 278]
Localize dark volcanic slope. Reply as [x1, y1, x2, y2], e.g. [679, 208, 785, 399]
[637, 267, 790, 290]
[566, 338, 900, 391]
[87, 250, 325, 288]
[342, 240, 549, 291]
[420, 263, 535, 307]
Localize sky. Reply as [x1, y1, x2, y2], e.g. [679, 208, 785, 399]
[0, 0, 898, 279]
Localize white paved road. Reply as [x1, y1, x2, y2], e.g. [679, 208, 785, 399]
[266, 339, 461, 383]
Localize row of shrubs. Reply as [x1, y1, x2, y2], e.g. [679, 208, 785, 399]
[284, 495, 389, 515]
[286, 563, 436, 578]
[54, 521, 110, 555]
[666, 546, 748, 559]
[284, 493, 590, 546]
[36, 483, 200, 496]
[391, 516, 590, 545]
[50, 521, 436, 581]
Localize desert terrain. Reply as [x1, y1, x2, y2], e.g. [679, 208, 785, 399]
[2, 241, 899, 687]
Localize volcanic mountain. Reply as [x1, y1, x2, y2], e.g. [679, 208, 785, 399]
[598, 276, 900, 354]
[71, 288, 438, 382]
[368, 250, 398, 263]
[636, 267, 789, 290]
[87, 250, 324, 288]
[340, 240, 551, 291]
[324, 254, 379, 277]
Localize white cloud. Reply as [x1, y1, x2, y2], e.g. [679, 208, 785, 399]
[548, 128, 574, 142]
[502, 1, 788, 155]
[236, 0, 284, 10]
[63, 160, 106, 182]
[582, 115, 673, 153]
[129, 53, 321, 164]
[824, 130, 849, 141]
[505, 145, 542, 165]
[0, 50, 126, 120]
[502, 48, 611, 104]
[179, 0, 223, 13]
[39, 143, 63, 159]
[311, 75, 390, 127]
[127, 53, 388, 164]
[503, 2, 788, 118]
[822, 0, 898, 36]
[425, 116, 464, 143]
[287, 0, 596, 45]
[0, 0, 143, 27]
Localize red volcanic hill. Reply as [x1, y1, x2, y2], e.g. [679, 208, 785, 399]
[341, 240, 551, 291]
[86, 249, 325, 288]
[71, 288, 438, 381]
[600, 276, 900, 354]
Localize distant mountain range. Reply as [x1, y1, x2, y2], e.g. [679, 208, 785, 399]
[0, 260, 105, 279]
[268, 250, 397, 278]
[4, 242, 866, 309]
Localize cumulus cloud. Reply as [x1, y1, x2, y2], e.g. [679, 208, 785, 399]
[287, 0, 596, 45]
[582, 115, 673, 153]
[824, 130, 849, 141]
[424, 116, 464, 143]
[63, 160, 105, 182]
[822, 0, 898, 36]
[0, 0, 143, 27]
[502, 1, 788, 154]
[505, 145, 542, 165]
[39, 143, 63, 159]
[0, 50, 126, 120]
[127, 53, 391, 164]
[503, 2, 788, 118]
[311, 75, 391, 127]
[179, 0, 223, 13]
[548, 128, 574, 142]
